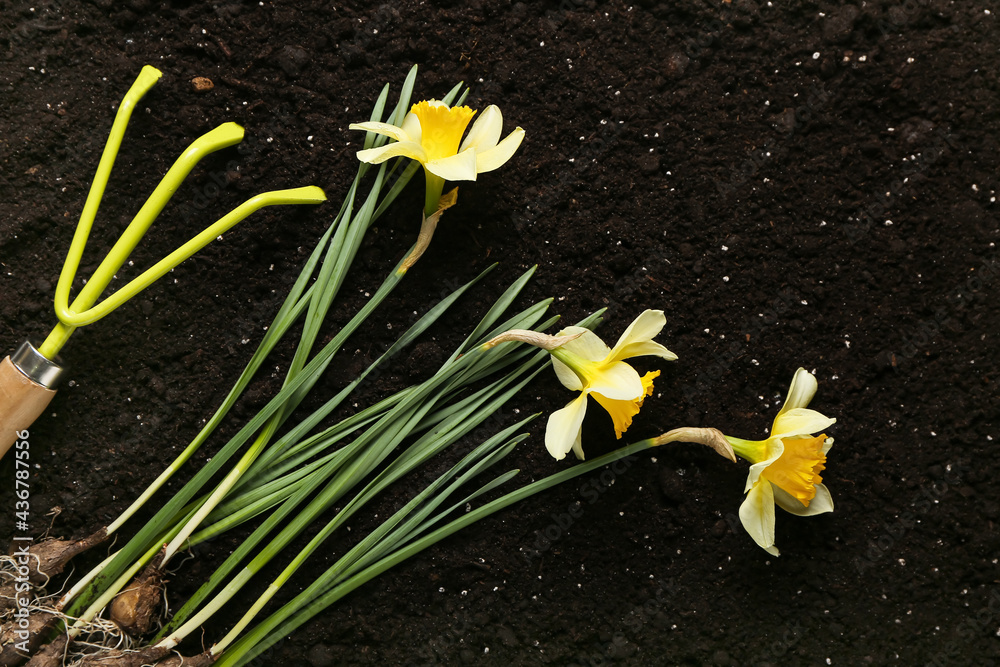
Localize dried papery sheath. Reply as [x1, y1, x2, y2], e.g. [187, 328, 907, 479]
[482, 329, 583, 350]
[652, 427, 737, 462]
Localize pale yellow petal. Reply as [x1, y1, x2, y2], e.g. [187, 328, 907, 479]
[609, 310, 666, 358]
[425, 147, 479, 182]
[349, 121, 412, 143]
[545, 393, 588, 461]
[557, 327, 611, 363]
[773, 483, 835, 517]
[551, 356, 584, 392]
[586, 361, 642, 401]
[771, 408, 836, 438]
[739, 482, 779, 556]
[475, 127, 525, 173]
[610, 340, 678, 363]
[401, 112, 421, 144]
[460, 104, 502, 152]
[357, 141, 426, 165]
[778, 368, 817, 416]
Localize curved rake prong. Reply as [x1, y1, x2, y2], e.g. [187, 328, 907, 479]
[3, 66, 328, 460]
[55, 65, 163, 298]
[42, 121, 246, 357]
[54, 186, 327, 328]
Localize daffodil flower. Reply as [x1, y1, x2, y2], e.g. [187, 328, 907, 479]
[725, 368, 836, 556]
[350, 100, 524, 271]
[352, 100, 524, 215]
[484, 310, 677, 461]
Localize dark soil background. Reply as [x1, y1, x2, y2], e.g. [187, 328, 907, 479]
[2, 1, 999, 665]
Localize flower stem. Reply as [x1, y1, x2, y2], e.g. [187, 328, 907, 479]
[423, 170, 445, 217]
[725, 435, 766, 463]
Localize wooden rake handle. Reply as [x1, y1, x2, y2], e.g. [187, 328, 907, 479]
[0, 343, 64, 458]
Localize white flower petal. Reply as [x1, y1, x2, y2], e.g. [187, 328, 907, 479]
[557, 327, 611, 362]
[778, 368, 817, 415]
[356, 141, 426, 165]
[551, 356, 583, 391]
[425, 147, 479, 182]
[739, 482, 779, 556]
[610, 310, 665, 354]
[773, 483, 835, 517]
[401, 112, 421, 144]
[586, 361, 642, 400]
[610, 340, 678, 363]
[772, 408, 836, 438]
[349, 121, 413, 143]
[475, 127, 525, 173]
[460, 105, 502, 152]
[545, 394, 588, 461]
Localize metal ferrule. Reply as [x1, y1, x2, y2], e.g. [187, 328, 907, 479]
[11, 341, 65, 389]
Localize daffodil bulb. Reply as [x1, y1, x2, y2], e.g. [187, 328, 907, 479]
[485, 310, 677, 461]
[350, 100, 525, 216]
[725, 368, 836, 556]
